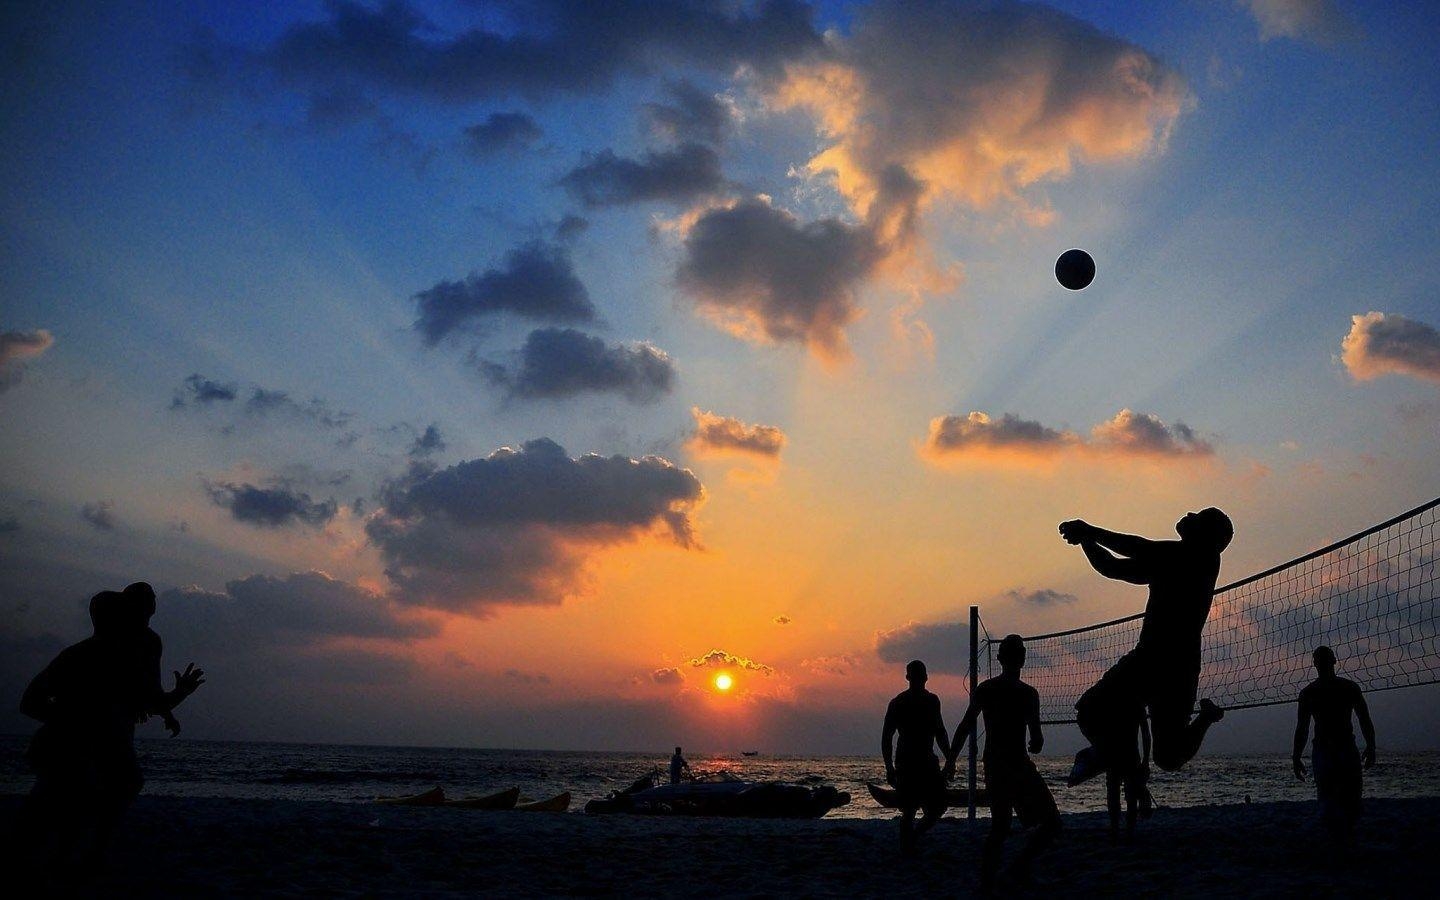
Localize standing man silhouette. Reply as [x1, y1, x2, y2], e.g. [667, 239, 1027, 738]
[881, 660, 949, 853]
[947, 635, 1060, 890]
[1060, 508, 1233, 779]
[1293, 645, 1375, 840]
[669, 747, 691, 784]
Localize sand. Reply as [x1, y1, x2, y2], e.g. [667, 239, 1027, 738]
[4, 794, 1435, 897]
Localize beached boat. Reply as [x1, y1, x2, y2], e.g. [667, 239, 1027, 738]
[515, 791, 570, 812]
[444, 787, 520, 810]
[741, 751, 760, 757]
[375, 786, 446, 806]
[586, 772, 850, 818]
[866, 782, 988, 809]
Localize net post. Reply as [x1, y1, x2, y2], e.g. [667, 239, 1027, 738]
[968, 604, 979, 822]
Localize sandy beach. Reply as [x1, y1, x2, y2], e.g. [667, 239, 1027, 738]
[4, 794, 1434, 897]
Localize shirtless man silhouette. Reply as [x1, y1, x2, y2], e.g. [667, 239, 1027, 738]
[1293, 645, 1375, 840]
[1060, 508, 1232, 779]
[881, 660, 949, 853]
[947, 635, 1060, 891]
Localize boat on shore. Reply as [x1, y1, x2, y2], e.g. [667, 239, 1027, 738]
[515, 792, 571, 812]
[586, 772, 850, 819]
[866, 782, 988, 809]
[444, 787, 520, 810]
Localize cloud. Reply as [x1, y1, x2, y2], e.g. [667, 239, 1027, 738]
[687, 649, 774, 675]
[0, 329, 54, 392]
[463, 112, 543, 157]
[409, 424, 446, 458]
[413, 241, 595, 345]
[1240, 0, 1357, 45]
[921, 409, 1213, 464]
[874, 619, 969, 675]
[773, 615, 791, 626]
[365, 438, 703, 613]
[170, 374, 239, 408]
[1341, 312, 1440, 385]
[80, 500, 116, 531]
[644, 79, 736, 145]
[1004, 588, 1078, 606]
[801, 654, 858, 676]
[160, 571, 436, 643]
[651, 666, 685, 685]
[305, 87, 380, 128]
[560, 143, 725, 208]
[205, 481, 338, 528]
[250, 0, 821, 105]
[554, 214, 589, 243]
[771, 0, 1189, 227]
[503, 668, 552, 684]
[675, 196, 886, 359]
[480, 328, 677, 403]
[686, 408, 787, 460]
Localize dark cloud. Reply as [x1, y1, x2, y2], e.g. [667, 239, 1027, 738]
[874, 619, 969, 675]
[0, 328, 54, 392]
[773, 615, 791, 626]
[365, 438, 703, 613]
[687, 408, 786, 459]
[160, 571, 436, 643]
[643, 79, 735, 146]
[1005, 588, 1078, 606]
[409, 424, 446, 458]
[921, 409, 1214, 464]
[676, 196, 884, 360]
[554, 214, 589, 243]
[687, 649, 774, 675]
[651, 666, 685, 685]
[560, 143, 724, 208]
[305, 86, 379, 128]
[251, 0, 821, 104]
[245, 389, 352, 429]
[801, 655, 858, 676]
[206, 481, 338, 528]
[1342, 312, 1440, 385]
[170, 374, 239, 408]
[80, 500, 116, 532]
[413, 241, 595, 345]
[1241, 0, 1358, 45]
[463, 111, 542, 157]
[480, 328, 676, 403]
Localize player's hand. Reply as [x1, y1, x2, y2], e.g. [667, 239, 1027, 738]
[164, 712, 181, 737]
[1363, 746, 1375, 768]
[1292, 758, 1306, 781]
[1059, 520, 1092, 544]
[885, 767, 897, 788]
[173, 663, 206, 698]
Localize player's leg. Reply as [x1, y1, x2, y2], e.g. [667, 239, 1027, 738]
[981, 803, 1012, 892]
[1148, 676, 1221, 771]
[1012, 768, 1060, 880]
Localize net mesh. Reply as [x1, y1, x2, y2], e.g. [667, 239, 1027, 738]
[986, 497, 1440, 724]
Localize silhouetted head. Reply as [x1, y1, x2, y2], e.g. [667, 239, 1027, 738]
[1313, 645, 1336, 676]
[88, 590, 126, 637]
[674, 746, 682, 755]
[1176, 507, 1233, 552]
[905, 660, 927, 687]
[997, 634, 1026, 671]
[123, 581, 157, 623]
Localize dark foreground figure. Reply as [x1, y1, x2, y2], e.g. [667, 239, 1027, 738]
[881, 660, 949, 853]
[1293, 645, 1376, 840]
[14, 583, 204, 888]
[948, 635, 1060, 891]
[1061, 508, 1233, 780]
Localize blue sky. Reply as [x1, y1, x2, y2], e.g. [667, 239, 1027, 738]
[2, 1, 1438, 753]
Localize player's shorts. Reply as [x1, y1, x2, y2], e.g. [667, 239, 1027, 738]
[895, 754, 947, 810]
[1082, 650, 1198, 724]
[985, 757, 1059, 828]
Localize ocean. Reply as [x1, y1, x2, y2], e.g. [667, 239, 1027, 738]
[3, 735, 1436, 820]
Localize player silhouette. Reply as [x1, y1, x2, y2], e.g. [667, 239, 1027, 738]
[1293, 645, 1375, 841]
[947, 635, 1060, 891]
[1060, 509, 1232, 781]
[881, 660, 949, 854]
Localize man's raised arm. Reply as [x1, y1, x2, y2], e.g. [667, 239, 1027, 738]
[1081, 540, 1152, 585]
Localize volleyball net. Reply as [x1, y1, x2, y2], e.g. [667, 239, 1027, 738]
[978, 496, 1440, 725]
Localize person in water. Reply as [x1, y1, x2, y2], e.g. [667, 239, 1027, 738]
[669, 746, 691, 784]
[948, 635, 1060, 891]
[881, 660, 950, 853]
[1060, 508, 1232, 781]
[1293, 646, 1375, 840]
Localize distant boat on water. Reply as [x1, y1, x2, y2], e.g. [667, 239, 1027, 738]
[742, 751, 760, 757]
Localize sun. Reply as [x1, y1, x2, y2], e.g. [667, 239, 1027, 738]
[713, 672, 734, 692]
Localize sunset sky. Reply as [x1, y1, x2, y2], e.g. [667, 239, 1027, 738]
[3, 0, 1439, 754]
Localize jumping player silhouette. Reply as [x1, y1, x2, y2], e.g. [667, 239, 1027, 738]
[1060, 509, 1232, 781]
